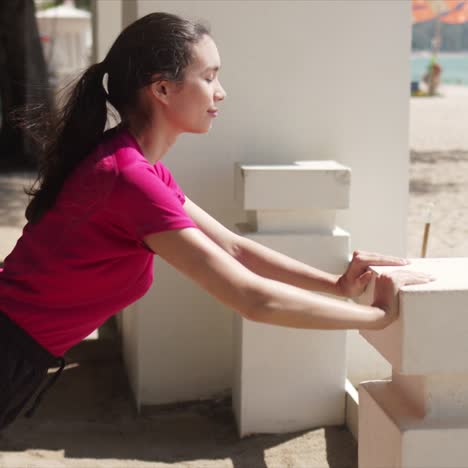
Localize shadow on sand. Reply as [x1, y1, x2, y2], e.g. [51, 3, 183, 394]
[0, 340, 357, 467]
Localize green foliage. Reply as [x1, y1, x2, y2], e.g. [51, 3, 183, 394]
[36, 0, 91, 11]
[74, 0, 91, 11]
[36, 1, 55, 9]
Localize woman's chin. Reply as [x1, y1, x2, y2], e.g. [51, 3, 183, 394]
[189, 124, 213, 134]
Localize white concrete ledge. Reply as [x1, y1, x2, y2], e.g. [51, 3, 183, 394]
[359, 258, 468, 374]
[359, 381, 468, 468]
[234, 161, 351, 211]
[359, 258, 468, 467]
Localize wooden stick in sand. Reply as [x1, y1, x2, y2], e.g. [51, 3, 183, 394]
[421, 202, 434, 258]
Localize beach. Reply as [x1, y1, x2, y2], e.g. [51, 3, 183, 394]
[408, 84, 468, 258]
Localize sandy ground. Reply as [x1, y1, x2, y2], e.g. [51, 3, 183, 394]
[408, 85, 468, 258]
[1, 84, 467, 467]
[0, 340, 357, 468]
[407, 149, 468, 258]
[410, 84, 468, 152]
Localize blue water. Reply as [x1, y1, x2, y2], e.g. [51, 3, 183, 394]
[411, 52, 468, 85]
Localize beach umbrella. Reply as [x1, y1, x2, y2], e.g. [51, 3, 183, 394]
[412, 0, 468, 24]
[412, 0, 468, 63]
[439, 0, 468, 23]
[412, 0, 445, 23]
[411, 1, 468, 94]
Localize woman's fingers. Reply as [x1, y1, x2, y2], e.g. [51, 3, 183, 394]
[371, 270, 436, 328]
[352, 250, 409, 267]
[341, 251, 410, 297]
[387, 270, 436, 288]
[376, 270, 435, 301]
[358, 270, 373, 288]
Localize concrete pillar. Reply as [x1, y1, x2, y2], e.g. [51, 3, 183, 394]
[358, 258, 468, 468]
[91, 0, 122, 62]
[117, 0, 410, 409]
[121, 0, 138, 28]
[233, 160, 351, 437]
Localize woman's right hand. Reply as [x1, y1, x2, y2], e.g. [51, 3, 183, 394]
[371, 270, 435, 329]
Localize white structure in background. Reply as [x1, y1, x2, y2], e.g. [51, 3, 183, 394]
[233, 161, 350, 436]
[92, 0, 412, 431]
[359, 258, 468, 468]
[36, 0, 92, 86]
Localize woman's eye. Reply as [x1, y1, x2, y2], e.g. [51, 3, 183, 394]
[205, 76, 215, 83]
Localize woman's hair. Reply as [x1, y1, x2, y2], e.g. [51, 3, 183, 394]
[24, 12, 209, 224]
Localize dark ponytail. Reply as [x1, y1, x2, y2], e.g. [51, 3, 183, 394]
[25, 62, 108, 224]
[24, 12, 209, 224]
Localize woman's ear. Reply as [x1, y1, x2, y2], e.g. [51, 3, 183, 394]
[149, 80, 170, 105]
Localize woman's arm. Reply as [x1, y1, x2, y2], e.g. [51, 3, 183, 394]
[235, 236, 342, 296]
[143, 227, 431, 331]
[183, 197, 408, 298]
[236, 240, 411, 298]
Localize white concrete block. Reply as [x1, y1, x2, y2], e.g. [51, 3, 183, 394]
[233, 229, 349, 436]
[346, 330, 392, 387]
[359, 381, 468, 468]
[359, 381, 403, 468]
[392, 372, 468, 423]
[402, 428, 468, 467]
[234, 228, 350, 274]
[360, 258, 468, 374]
[345, 379, 359, 440]
[234, 313, 346, 437]
[234, 162, 351, 211]
[248, 209, 338, 235]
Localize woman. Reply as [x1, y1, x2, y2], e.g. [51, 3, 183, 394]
[0, 12, 431, 431]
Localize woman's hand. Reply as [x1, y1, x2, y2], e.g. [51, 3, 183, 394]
[370, 270, 436, 329]
[336, 250, 409, 298]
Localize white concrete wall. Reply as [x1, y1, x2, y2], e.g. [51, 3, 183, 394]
[91, 0, 122, 62]
[120, 0, 411, 405]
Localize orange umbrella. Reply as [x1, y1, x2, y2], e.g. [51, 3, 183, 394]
[412, 0, 468, 24]
[440, 0, 468, 23]
[412, 0, 442, 23]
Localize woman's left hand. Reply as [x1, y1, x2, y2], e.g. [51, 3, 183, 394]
[336, 250, 410, 298]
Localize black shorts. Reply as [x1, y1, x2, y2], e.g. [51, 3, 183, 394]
[0, 311, 65, 432]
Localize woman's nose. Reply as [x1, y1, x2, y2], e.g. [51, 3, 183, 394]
[215, 82, 227, 101]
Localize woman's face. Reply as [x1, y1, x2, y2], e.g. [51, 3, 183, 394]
[163, 35, 226, 134]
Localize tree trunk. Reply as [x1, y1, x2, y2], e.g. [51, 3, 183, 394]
[0, 0, 52, 170]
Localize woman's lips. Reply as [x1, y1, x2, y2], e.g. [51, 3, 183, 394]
[208, 109, 218, 117]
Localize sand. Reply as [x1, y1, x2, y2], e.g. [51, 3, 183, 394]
[0, 339, 357, 468]
[410, 84, 468, 152]
[408, 85, 468, 258]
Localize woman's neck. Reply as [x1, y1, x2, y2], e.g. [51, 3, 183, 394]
[127, 117, 180, 165]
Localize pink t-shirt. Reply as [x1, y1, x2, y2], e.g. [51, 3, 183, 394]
[0, 127, 198, 356]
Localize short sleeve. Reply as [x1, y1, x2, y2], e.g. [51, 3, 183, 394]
[110, 159, 198, 240]
[153, 161, 186, 205]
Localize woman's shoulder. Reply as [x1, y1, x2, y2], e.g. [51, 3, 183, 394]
[102, 126, 150, 174]
[60, 128, 129, 200]
[91, 127, 178, 192]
